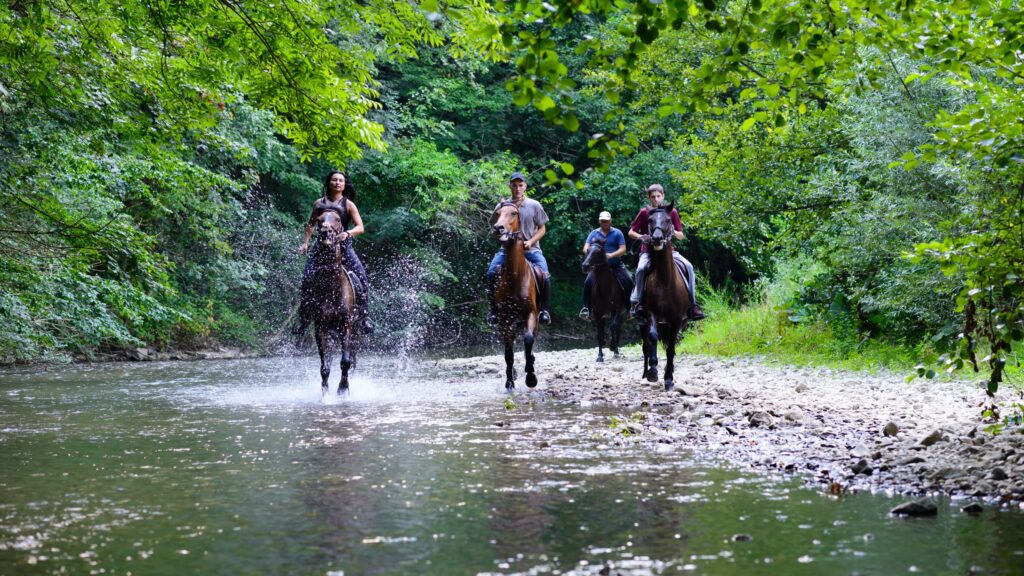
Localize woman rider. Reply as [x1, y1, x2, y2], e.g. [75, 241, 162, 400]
[295, 171, 373, 335]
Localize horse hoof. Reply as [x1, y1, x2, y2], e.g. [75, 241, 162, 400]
[596, 354, 604, 363]
[645, 369, 658, 383]
[337, 386, 349, 397]
[506, 380, 515, 390]
[525, 373, 538, 388]
[664, 379, 674, 392]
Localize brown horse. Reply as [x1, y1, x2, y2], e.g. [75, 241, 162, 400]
[638, 205, 690, 391]
[581, 240, 631, 362]
[491, 201, 540, 390]
[310, 210, 358, 396]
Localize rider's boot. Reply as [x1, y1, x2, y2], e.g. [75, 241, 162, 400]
[631, 266, 648, 320]
[690, 304, 706, 321]
[292, 280, 313, 336]
[356, 288, 374, 334]
[538, 276, 552, 324]
[486, 274, 498, 325]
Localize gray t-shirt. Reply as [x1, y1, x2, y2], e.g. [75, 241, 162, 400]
[490, 197, 550, 252]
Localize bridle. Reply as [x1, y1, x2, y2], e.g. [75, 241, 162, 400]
[494, 200, 524, 242]
[582, 239, 607, 272]
[647, 207, 673, 251]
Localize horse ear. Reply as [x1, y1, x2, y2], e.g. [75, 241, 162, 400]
[664, 201, 675, 212]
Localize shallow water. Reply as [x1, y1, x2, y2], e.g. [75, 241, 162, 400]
[1, 356, 1023, 575]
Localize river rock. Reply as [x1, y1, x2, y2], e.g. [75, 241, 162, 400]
[852, 459, 873, 475]
[989, 467, 1009, 481]
[783, 408, 805, 424]
[960, 502, 984, 515]
[918, 429, 945, 447]
[678, 384, 705, 397]
[732, 534, 753, 542]
[747, 411, 775, 428]
[890, 499, 938, 517]
[883, 422, 900, 437]
[851, 444, 871, 458]
[794, 383, 810, 393]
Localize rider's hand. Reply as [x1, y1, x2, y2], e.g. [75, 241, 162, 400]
[641, 234, 652, 243]
[339, 231, 350, 242]
[523, 239, 532, 250]
[298, 243, 308, 255]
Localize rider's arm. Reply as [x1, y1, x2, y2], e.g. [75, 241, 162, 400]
[524, 223, 546, 250]
[627, 210, 646, 240]
[346, 200, 365, 239]
[300, 206, 317, 253]
[582, 241, 591, 254]
[671, 210, 684, 242]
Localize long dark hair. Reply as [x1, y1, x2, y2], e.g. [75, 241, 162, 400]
[322, 170, 356, 202]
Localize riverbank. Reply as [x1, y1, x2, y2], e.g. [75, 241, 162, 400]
[434, 348, 1024, 505]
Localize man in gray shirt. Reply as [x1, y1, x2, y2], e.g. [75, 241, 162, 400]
[486, 171, 552, 324]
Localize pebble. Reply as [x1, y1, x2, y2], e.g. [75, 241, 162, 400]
[435, 349, 1024, 503]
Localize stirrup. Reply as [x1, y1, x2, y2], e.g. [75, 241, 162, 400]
[630, 302, 644, 320]
[579, 307, 591, 321]
[539, 310, 551, 324]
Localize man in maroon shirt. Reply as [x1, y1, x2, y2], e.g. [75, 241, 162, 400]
[627, 184, 704, 320]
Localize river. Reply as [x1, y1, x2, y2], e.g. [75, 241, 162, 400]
[2, 356, 1023, 575]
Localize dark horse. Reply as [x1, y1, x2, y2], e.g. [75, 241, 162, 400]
[491, 201, 541, 390]
[638, 205, 691, 391]
[309, 209, 358, 396]
[581, 240, 631, 362]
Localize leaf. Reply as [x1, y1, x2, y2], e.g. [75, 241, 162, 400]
[532, 94, 557, 109]
[740, 117, 757, 131]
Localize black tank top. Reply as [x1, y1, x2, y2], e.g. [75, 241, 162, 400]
[312, 195, 351, 229]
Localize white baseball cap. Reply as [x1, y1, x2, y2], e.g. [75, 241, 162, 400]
[598, 211, 612, 221]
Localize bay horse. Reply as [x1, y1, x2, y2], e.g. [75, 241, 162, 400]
[639, 205, 690, 391]
[309, 209, 358, 396]
[491, 201, 541, 390]
[581, 240, 630, 362]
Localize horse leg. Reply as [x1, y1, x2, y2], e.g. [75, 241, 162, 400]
[639, 323, 650, 379]
[338, 327, 352, 396]
[661, 323, 677, 392]
[645, 321, 659, 383]
[317, 326, 331, 396]
[524, 328, 537, 388]
[504, 339, 515, 390]
[610, 311, 621, 357]
[595, 317, 605, 363]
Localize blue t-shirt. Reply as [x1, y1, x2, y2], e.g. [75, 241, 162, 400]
[586, 227, 626, 266]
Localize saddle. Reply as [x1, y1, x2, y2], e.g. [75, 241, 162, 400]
[531, 264, 548, 295]
[346, 269, 365, 300]
[494, 264, 548, 301]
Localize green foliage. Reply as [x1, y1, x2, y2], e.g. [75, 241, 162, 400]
[679, 265, 942, 374]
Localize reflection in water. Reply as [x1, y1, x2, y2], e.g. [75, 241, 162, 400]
[1, 356, 1024, 575]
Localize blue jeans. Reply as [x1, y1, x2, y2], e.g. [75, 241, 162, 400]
[486, 249, 549, 282]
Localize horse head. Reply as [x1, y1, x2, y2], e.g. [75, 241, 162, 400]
[492, 201, 522, 244]
[647, 203, 675, 251]
[582, 239, 607, 273]
[317, 209, 346, 248]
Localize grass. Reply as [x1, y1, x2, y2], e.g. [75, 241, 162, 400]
[678, 301, 939, 375]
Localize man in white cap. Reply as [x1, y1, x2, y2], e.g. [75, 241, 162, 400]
[486, 171, 552, 324]
[579, 210, 632, 320]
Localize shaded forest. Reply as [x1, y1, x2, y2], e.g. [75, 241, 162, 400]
[2, 0, 1022, 392]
